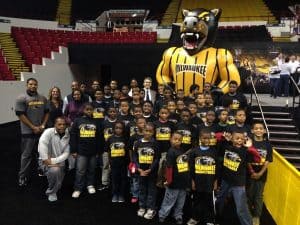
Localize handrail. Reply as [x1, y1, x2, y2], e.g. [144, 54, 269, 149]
[289, 75, 300, 110]
[249, 73, 270, 140]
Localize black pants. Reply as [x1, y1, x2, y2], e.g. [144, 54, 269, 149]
[111, 164, 127, 197]
[192, 191, 215, 223]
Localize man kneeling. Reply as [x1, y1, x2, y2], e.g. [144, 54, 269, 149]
[38, 117, 70, 202]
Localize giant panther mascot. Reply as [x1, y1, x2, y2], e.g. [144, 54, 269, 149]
[156, 8, 241, 95]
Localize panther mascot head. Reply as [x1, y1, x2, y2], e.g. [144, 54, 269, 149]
[180, 8, 221, 55]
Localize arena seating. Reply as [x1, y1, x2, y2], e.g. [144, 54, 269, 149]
[216, 25, 273, 42]
[0, 51, 15, 80]
[162, 0, 277, 25]
[11, 27, 157, 66]
[263, 0, 295, 20]
[0, 0, 58, 21]
[71, 0, 171, 24]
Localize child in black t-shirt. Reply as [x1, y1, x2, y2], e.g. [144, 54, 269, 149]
[188, 102, 203, 128]
[226, 109, 251, 137]
[175, 108, 197, 152]
[142, 100, 157, 122]
[107, 121, 128, 203]
[98, 106, 117, 191]
[187, 129, 218, 225]
[167, 100, 180, 124]
[126, 105, 143, 137]
[128, 117, 146, 203]
[247, 122, 273, 225]
[117, 100, 133, 126]
[198, 110, 218, 147]
[70, 103, 102, 199]
[158, 132, 190, 224]
[133, 123, 159, 220]
[92, 89, 106, 121]
[153, 106, 175, 170]
[216, 131, 260, 225]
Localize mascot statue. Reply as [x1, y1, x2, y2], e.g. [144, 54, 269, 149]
[156, 8, 241, 95]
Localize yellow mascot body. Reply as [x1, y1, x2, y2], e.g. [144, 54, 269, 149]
[156, 8, 240, 95]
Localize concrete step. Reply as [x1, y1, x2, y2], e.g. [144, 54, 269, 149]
[282, 153, 300, 162]
[267, 124, 297, 131]
[253, 117, 293, 122]
[270, 138, 300, 144]
[274, 145, 300, 153]
[269, 131, 299, 137]
[252, 111, 290, 117]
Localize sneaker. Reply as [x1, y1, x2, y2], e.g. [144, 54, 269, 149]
[143, 209, 156, 220]
[158, 217, 165, 223]
[87, 185, 96, 194]
[187, 218, 199, 225]
[18, 177, 27, 187]
[175, 217, 183, 225]
[118, 196, 125, 203]
[137, 208, 146, 217]
[253, 217, 260, 225]
[38, 168, 45, 177]
[97, 184, 109, 191]
[131, 197, 138, 203]
[112, 195, 118, 203]
[48, 193, 57, 202]
[72, 190, 81, 198]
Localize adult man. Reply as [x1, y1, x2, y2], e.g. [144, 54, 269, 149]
[15, 78, 49, 186]
[143, 77, 156, 104]
[38, 117, 70, 202]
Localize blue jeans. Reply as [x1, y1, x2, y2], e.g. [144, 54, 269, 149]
[130, 174, 139, 198]
[280, 74, 290, 97]
[74, 154, 97, 191]
[270, 78, 280, 97]
[247, 179, 266, 217]
[159, 187, 186, 220]
[217, 180, 253, 225]
[139, 176, 157, 210]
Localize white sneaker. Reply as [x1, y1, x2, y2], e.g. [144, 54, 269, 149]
[187, 218, 199, 225]
[137, 208, 146, 217]
[253, 217, 260, 225]
[143, 209, 156, 220]
[72, 190, 81, 198]
[87, 185, 96, 194]
[48, 193, 57, 202]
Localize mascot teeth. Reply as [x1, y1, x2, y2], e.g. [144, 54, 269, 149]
[195, 34, 200, 39]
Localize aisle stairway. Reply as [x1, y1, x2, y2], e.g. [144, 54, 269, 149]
[0, 33, 30, 80]
[56, 0, 72, 25]
[252, 105, 300, 170]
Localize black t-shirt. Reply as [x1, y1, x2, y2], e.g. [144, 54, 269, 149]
[226, 124, 251, 137]
[190, 115, 203, 129]
[143, 114, 157, 123]
[222, 143, 250, 186]
[133, 138, 159, 176]
[250, 139, 273, 181]
[103, 119, 117, 151]
[153, 120, 175, 153]
[126, 120, 138, 137]
[117, 113, 134, 127]
[221, 92, 248, 110]
[92, 101, 107, 120]
[107, 135, 128, 166]
[169, 113, 181, 124]
[167, 147, 190, 189]
[189, 146, 218, 192]
[216, 122, 228, 133]
[175, 122, 197, 152]
[70, 116, 102, 156]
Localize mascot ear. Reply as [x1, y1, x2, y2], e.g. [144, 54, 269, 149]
[210, 8, 222, 20]
[182, 9, 189, 17]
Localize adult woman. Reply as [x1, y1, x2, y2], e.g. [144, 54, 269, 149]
[64, 89, 85, 126]
[47, 87, 63, 127]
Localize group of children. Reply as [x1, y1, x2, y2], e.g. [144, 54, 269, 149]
[63, 79, 272, 225]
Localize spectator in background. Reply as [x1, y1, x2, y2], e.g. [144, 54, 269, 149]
[128, 78, 139, 97]
[38, 117, 70, 202]
[15, 78, 49, 187]
[269, 63, 281, 99]
[110, 80, 118, 94]
[103, 85, 112, 105]
[89, 80, 101, 100]
[143, 77, 156, 104]
[62, 81, 91, 112]
[279, 57, 292, 97]
[47, 86, 63, 128]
